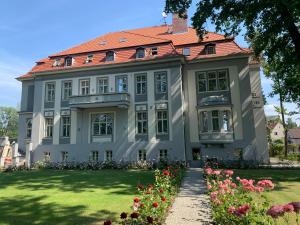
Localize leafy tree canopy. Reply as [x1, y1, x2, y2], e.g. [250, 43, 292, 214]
[0, 107, 18, 139]
[286, 117, 298, 129]
[165, 0, 300, 102]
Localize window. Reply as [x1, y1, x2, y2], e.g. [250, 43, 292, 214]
[197, 72, 207, 92]
[61, 116, 71, 137]
[26, 119, 32, 139]
[200, 111, 208, 132]
[205, 45, 216, 54]
[44, 152, 50, 161]
[62, 81, 72, 100]
[45, 83, 55, 102]
[90, 151, 99, 161]
[92, 114, 113, 136]
[105, 150, 113, 161]
[151, 47, 158, 56]
[97, 78, 109, 94]
[159, 149, 168, 160]
[274, 132, 278, 135]
[183, 47, 190, 56]
[136, 112, 148, 134]
[136, 48, 145, 59]
[85, 54, 93, 63]
[136, 74, 147, 95]
[218, 70, 228, 90]
[106, 51, 115, 62]
[222, 111, 230, 132]
[212, 110, 220, 131]
[138, 149, 146, 161]
[45, 117, 53, 138]
[155, 72, 167, 94]
[80, 79, 90, 95]
[208, 72, 217, 91]
[156, 110, 168, 134]
[53, 58, 61, 67]
[116, 76, 128, 93]
[61, 151, 68, 162]
[119, 38, 127, 42]
[64, 57, 73, 67]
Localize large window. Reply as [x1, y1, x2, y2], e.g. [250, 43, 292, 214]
[155, 72, 167, 94]
[138, 149, 146, 161]
[197, 70, 229, 92]
[97, 78, 109, 94]
[61, 116, 71, 137]
[90, 151, 99, 161]
[105, 150, 113, 161]
[136, 74, 147, 95]
[136, 111, 148, 134]
[92, 114, 113, 136]
[199, 109, 232, 133]
[26, 119, 32, 139]
[45, 83, 55, 102]
[62, 81, 72, 100]
[116, 76, 128, 93]
[45, 117, 53, 138]
[80, 79, 90, 95]
[156, 110, 168, 134]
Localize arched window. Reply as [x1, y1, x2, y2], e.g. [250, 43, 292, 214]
[26, 119, 32, 139]
[136, 47, 145, 59]
[92, 114, 113, 136]
[106, 51, 115, 62]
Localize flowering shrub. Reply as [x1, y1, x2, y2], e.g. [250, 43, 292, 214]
[103, 165, 184, 224]
[267, 202, 300, 224]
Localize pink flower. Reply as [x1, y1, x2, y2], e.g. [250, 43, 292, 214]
[289, 202, 300, 213]
[205, 167, 213, 175]
[207, 184, 212, 190]
[283, 204, 294, 213]
[213, 170, 221, 175]
[257, 180, 274, 190]
[267, 205, 285, 218]
[224, 170, 234, 177]
[234, 204, 250, 217]
[228, 206, 236, 214]
[254, 186, 264, 192]
[210, 191, 218, 201]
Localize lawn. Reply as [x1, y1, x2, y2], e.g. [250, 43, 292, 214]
[0, 170, 154, 225]
[235, 169, 300, 225]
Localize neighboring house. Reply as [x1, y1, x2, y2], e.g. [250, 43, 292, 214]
[267, 120, 284, 141]
[288, 128, 300, 145]
[16, 14, 268, 164]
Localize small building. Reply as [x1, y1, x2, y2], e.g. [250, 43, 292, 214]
[288, 128, 300, 145]
[267, 120, 284, 141]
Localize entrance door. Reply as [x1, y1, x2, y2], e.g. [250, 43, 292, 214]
[192, 148, 201, 160]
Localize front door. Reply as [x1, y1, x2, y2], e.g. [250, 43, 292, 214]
[190, 148, 201, 168]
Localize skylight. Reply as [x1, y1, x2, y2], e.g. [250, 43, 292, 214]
[99, 41, 107, 45]
[119, 38, 127, 43]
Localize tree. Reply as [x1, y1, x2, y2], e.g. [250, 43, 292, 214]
[165, 0, 300, 102]
[286, 118, 298, 129]
[0, 107, 18, 139]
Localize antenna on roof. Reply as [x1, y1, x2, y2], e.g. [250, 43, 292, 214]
[162, 11, 167, 25]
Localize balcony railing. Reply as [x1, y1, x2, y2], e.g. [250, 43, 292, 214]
[69, 93, 130, 108]
[199, 132, 234, 143]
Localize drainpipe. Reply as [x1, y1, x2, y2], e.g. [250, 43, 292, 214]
[180, 63, 188, 163]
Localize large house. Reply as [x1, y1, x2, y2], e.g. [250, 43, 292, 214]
[17, 14, 269, 164]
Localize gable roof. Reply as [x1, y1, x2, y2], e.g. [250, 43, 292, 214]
[17, 25, 251, 80]
[288, 128, 300, 139]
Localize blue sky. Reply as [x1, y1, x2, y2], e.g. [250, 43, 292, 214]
[0, 0, 299, 124]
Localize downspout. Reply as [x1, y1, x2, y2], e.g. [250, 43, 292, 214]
[180, 63, 188, 163]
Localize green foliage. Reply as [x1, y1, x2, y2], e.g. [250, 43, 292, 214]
[0, 106, 18, 138]
[269, 143, 284, 156]
[286, 118, 298, 129]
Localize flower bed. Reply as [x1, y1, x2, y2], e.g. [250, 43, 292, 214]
[205, 167, 300, 225]
[103, 165, 184, 225]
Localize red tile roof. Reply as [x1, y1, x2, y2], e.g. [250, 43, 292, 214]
[18, 25, 251, 80]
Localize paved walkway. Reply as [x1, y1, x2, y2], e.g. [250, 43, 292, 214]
[165, 168, 213, 225]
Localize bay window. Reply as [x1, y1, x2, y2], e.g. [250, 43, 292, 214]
[197, 70, 229, 92]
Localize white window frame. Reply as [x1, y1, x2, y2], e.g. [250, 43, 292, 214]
[105, 150, 113, 161]
[85, 54, 93, 63]
[136, 74, 147, 95]
[159, 149, 168, 160]
[61, 151, 69, 162]
[197, 70, 229, 93]
[90, 151, 99, 161]
[64, 57, 73, 67]
[136, 48, 145, 59]
[92, 114, 113, 136]
[44, 152, 51, 161]
[45, 82, 55, 102]
[156, 110, 168, 135]
[205, 45, 216, 54]
[44, 117, 53, 138]
[62, 80, 72, 100]
[136, 111, 148, 135]
[106, 51, 115, 62]
[155, 72, 167, 94]
[116, 76, 128, 93]
[197, 72, 207, 92]
[151, 47, 158, 56]
[97, 77, 109, 94]
[61, 116, 71, 137]
[138, 149, 146, 161]
[80, 79, 90, 96]
[211, 110, 220, 132]
[26, 119, 32, 139]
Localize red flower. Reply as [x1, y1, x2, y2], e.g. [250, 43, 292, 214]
[146, 216, 154, 224]
[234, 204, 250, 217]
[289, 202, 300, 213]
[140, 203, 145, 208]
[163, 170, 170, 176]
[267, 205, 285, 218]
[147, 184, 154, 190]
[133, 197, 140, 203]
[152, 202, 159, 208]
[161, 196, 167, 202]
[137, 184, 144, 190]
[120, 212, 127, 219]
[130, 212, 139, 219]
[103, 220, 112, 225]
[159, 188, 164, 193]
[283, 204, 294, 213]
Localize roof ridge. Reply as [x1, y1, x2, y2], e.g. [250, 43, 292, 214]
[122, 30, 171, 42]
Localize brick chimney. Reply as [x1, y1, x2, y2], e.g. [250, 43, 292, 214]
[172, 13, 188, 34]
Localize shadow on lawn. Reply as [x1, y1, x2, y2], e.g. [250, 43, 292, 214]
[0, 195, 117, 225]
[0, 170, 154, 193]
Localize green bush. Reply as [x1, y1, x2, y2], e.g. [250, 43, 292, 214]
[269, 143, 284, 156]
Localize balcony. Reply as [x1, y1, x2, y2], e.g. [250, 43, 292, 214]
[69, 93, 130, 108]
[199, 132, 234, 143]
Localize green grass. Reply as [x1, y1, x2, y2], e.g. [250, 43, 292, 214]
[235, 169, 300, 225]
[0, 170, 154, 225]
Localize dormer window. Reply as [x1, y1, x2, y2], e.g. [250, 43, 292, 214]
[183, 47, 190, 56]
[150, 47, 158, 56]
[106, 51, 115, 62]
[205, 44, 216, 55]
[64, 57, 73, 67]
[53, 58, 61, 67]
[85, 54, 93, 63]
[136, 48, 145, 59]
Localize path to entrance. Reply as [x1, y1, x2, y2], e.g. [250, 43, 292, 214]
[165, 168, 213, 225]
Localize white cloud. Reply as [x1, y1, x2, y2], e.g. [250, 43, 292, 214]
[264, 103, 300, 125]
